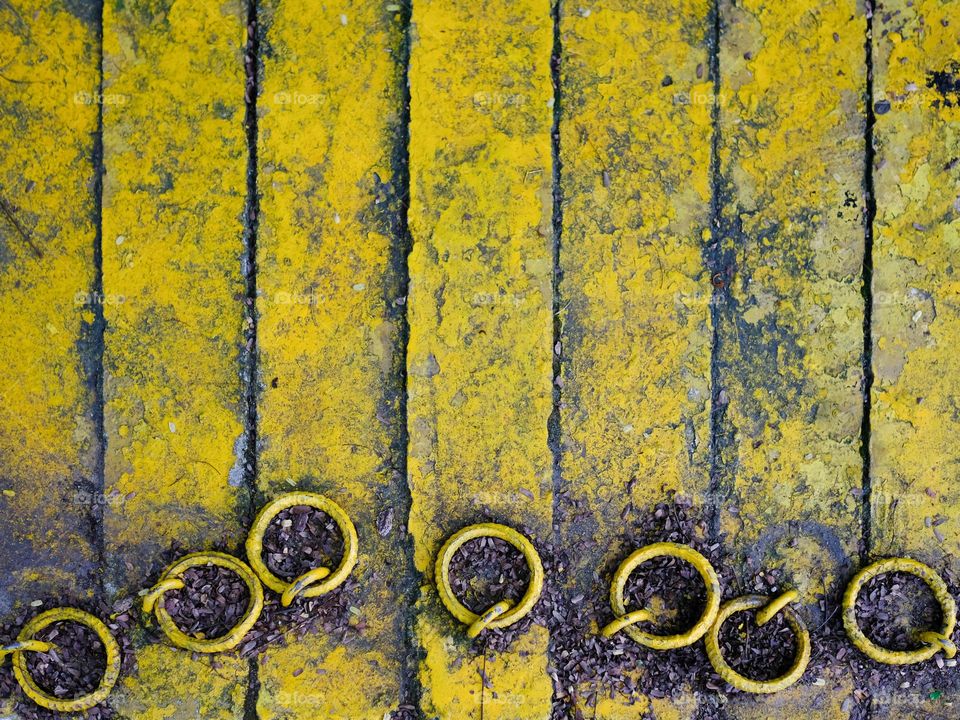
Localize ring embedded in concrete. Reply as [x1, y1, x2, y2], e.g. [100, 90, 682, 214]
[435, 522, 544, 636]
[705, 590, 811, 694]
[4, 607, 121, 712]
[603, 541, 721, 650]
[843, 557, 957, 665]
[143, 551, 264, 653]
[246, 491, 359, 606]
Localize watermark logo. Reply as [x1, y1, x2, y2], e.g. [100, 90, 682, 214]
[74, 290, 126, 306]
[71, 490, 129, 508]
[272, 90, 325, 106]
[673, 90, 726, 106]
[471, 291, 530, 308]
[473, 91, 527, 108]
[269, 291, 324, 307]
[272, 691, 325, 709]
[73, 91, 128, 106]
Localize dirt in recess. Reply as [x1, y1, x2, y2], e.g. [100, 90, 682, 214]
[162, 564, 251, 641]
[261, 505, 345, 581]
[0, 598, 136, 720]
[23, 621, 106, 699]
[621, 553, 709, 637]
[448, 536, 531, 615]
[718, 607, 797, 682]
[854, 571, 943, 651]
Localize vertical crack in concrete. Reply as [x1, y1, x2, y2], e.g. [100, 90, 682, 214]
[88, 0, 107, 598]
[388, 0, 425, 715]
[242, 1, 262, 717]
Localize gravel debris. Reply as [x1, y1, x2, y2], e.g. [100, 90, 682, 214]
[0, 598, 135, 720]
[23, 621, 106, 699]
[4, 498, 960, 719]
[163, 565, 251, 641]
[546, 494, 735, 717]
[855, 571, 942, 652]
[718, 608, 796, 682]
[261, 506, 344, 581]
[238, 503, 357, 657]
[449, 537, 530, 615]
[439, 495, 960, 718]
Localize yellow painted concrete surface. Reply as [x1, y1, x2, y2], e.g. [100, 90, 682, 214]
[0, 0, 99, 617]
[870, 0, 960, 573]
[716, 0, 866, 584]
[406, 0, 555, 716]
[870, 0, 960, 714]
[254, 0, 409, 717]
[558, 0, 712, 714]
[101, 0, 250, 717]
[2, 0, 960, 718]
[715, 1, 867, 716]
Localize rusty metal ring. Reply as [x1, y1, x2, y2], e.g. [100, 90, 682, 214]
[246, 492, 359, 606]
[2, 608, 121, 712]
[843, 557, 957, 665]
[603, 541, 721, 650]
[142, 551, 264, 653]
[705, 590, 811, 694]
[435, 523, 544, 636]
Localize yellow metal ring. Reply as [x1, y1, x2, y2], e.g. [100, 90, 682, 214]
[6, 608, 121, 712]
[603, 541, 721, 650]
[246, 492, 359, 606]
[843, 557, 958, 665]
[435, 523, 544, 635]
[705, 591, 811, 694]
[143, 551, 264, 653]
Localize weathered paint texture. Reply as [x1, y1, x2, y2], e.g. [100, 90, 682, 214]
[870, 0, 960, 572]
[101, 0, 250, 716]
[406, 0, 555, 715]
[254, 1, 410, 717]
[870, 0, 960, 715]
[715, 0, 866, 620]
[713, 0, 867, 715]
[558, 0, 712, 713]
[2, 0, 959, 717]
[723, 668, 852, 719]
[0, 0, 99, 617]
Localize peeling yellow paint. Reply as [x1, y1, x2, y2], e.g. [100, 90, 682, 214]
[254, 0, 408, 717]
[870, 0, 960, 714]
[557, 0, 713, 713]
[724, 668, 854, 718]
[111, 644, 247, 720]
[0, 0, 99, 611]
[2, 0, 958, 717]
[101, 0, 249, 716]
[256, 643, 399, 720]
[419, 622, 552, 719]
[715, 0, 867, 715]
[870, 0, 960, 564]
[717, 0, 865, 601]
[560, 0, 713, 513]
[407, 0, 555, 716]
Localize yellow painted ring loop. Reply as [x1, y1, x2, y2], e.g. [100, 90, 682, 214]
[246, 492, 359, 600]
[705, 593, 811, 694]
[435, 523, 544, 633]
[145, 551, 264, 653]
[608, 541, 721, 650]
[467, 600, 513, 639]
[843, 557, 957, 665]
[11, 608, 121, 712]
[0, 639, 53, 658]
